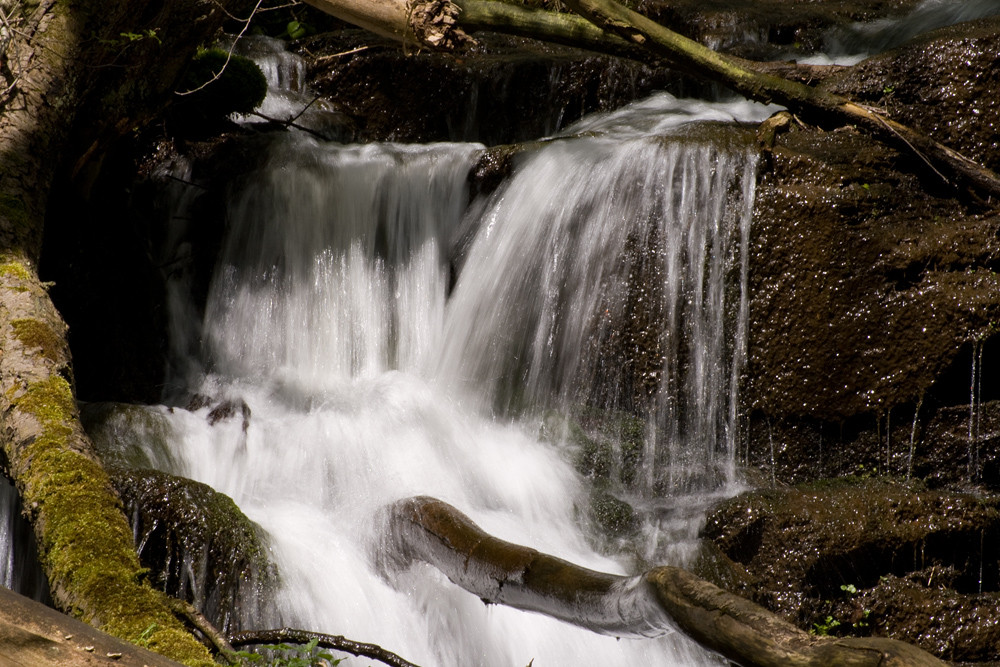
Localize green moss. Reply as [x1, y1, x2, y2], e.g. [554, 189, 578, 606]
[182, 48, 267, 117]
[0, 258, 33, 287]
[591, 490, 639, 538]
[12, 377, 216, 666]
[11, 318, 63, 361]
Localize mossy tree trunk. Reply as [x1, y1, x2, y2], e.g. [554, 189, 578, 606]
[0, 0, 253, 663]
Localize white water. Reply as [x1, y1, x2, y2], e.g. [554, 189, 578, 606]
[100, 87, 763, 665]
[805, 0, 1000, 65]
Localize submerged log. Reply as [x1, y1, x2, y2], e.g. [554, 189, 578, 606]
[386, 496, 949, 667]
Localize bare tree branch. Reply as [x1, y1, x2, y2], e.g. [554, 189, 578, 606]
[230, 628, 422, 667]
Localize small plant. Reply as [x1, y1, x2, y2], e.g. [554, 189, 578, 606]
[284, 20, 312, 40]
[135, 623, 158, 648]
[234, 638, 343, 667]
[811, 583, 873, 636]
[120, 28, 161, 44]
[811, 615, 841, 636]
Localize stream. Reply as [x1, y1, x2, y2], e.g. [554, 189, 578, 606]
[3, 1, 999, 665]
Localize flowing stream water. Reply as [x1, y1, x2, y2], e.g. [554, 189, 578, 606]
[102, 52, 768, 664]
[5, 2, 998, 665]
[153, 93, 765, 665]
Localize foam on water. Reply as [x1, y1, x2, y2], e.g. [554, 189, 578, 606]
[116, 91, 768, 665]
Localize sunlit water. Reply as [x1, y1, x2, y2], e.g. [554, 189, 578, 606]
[101, 83, 764, 664]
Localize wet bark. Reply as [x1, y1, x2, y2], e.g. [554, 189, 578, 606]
[387, 496, 949, 667]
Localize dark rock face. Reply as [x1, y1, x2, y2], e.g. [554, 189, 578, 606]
[744, 17, 1000, 487]
[701, 478, 1000, 662]
[305, 31, 689, 145]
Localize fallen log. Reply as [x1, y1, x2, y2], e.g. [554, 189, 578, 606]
[296, 0, 1000, 202]
[0, 586, 185, 667]
[386, 496, 949, 667]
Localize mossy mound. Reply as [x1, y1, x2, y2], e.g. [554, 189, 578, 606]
[701, 478, 1000, 662]
[108, 467, 277, 634]
[182, 48, 267, 117]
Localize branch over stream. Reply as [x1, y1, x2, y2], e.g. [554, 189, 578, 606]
[229, 628, 421, 667]
[386, 496, 949, 667]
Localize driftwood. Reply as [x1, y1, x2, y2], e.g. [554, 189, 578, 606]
[296, 0, 1000, 202]
[387, 496, 949, 667]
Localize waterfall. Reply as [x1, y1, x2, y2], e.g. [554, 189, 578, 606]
[0, 478, 49, 602]
[102, 90, 763, 665]
[440, 110, 758, 499]
[1, 37, 769, 667]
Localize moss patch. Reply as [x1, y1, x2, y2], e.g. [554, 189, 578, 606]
[11, 377, 215, 666]
[182, 48, 267, 117]
[0, 258, 33, 291]
[0, 193, 33, 242]
[11, 318, 63, 361]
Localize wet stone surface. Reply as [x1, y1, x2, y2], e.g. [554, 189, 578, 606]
[700, 477, 1000, 662]
[108, 467, 277, 634]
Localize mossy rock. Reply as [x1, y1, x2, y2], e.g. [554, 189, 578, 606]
[590, 489, 639, 539]
[108, 467, 278, 634]
[174, 48, 267, 125]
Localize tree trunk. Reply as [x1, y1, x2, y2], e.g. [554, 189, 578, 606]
[388, 496, 949, 667]
[0, 0, 253, 663]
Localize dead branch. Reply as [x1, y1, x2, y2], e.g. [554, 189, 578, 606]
[229, 628, 422, 667]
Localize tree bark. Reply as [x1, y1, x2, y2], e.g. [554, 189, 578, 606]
[387, 496, 949, 667]
[0, 0, 253, 663]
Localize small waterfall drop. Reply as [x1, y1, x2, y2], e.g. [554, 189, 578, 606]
[813, 0, 1000, 64]
[440, 115, 758, 498]
[120, 90, 766, 665]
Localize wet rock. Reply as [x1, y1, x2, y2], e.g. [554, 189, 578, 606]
[304, 31, 690, 145]
[590, 490, 640, 538]
[701, 478, 1000, 661]
[108, 467, 277, 634]
[824, 16, 1000, 171]
[745, 16, 1000, 488]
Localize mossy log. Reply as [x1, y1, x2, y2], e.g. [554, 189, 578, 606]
[387, 496, 948, 667]
[0, 0, 255, 663]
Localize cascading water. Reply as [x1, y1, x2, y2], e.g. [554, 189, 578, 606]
[808, 0, 1000, 64]
[1, 26, 770, 667]
[105, 81, 766, 663]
